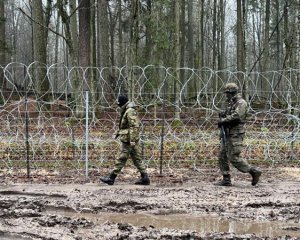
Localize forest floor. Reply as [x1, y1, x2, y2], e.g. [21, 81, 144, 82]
[1, 166, 300, 239]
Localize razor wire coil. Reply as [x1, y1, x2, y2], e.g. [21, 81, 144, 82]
[0, 63, 299, 175]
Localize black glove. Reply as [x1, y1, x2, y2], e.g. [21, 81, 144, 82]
[219, 111, 226, 118]
[218, 118, 226, 128]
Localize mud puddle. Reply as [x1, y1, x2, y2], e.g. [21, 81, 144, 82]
[47, 208, 300, 238]
[0, 232, 33, 240]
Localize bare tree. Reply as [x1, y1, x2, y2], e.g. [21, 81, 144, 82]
[127, 0, 140, 100]
[187, 0, 196, 98]
[0, 0, 6, 91]
[32, 0, 49, 97]
[57, 0, 82, 115]
[78, 0, 90, 68]
[236, 0, 246, 73]
[0, 0, 5, 64]
[70, 0, 79, 66]
[274, 0, 282, 70]
[78, 0, 91, 116]
[98, 0, 109, 68]
[196, 0, 205, 70]
[117, 0, 125, 66]
[295, 0, 300, 116]
[144, 0, 153, 65]
[219, 0, 225, 72]
[174, 0, 180, 120]
[261, 0, 270, 72]
[90, 0, 97, 116]
[236, 0, 248, 100]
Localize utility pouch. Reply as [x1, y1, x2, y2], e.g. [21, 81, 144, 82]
[118, 129, 129, 142]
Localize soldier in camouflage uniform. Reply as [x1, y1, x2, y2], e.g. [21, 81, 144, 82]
[100, 95, 150, 185]
[217, 83, 262, 186]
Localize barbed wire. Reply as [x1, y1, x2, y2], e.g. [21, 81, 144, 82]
[0, 63, 299, 177]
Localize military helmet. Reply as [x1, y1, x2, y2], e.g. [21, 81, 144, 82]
[224, 83, 239, 93]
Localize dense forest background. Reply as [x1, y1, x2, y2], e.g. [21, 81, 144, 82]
[0, 0, 298, 70]
[0, 0, 299, 114]
[0, 0, 299, 172]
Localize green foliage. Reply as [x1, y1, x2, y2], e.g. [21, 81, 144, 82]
[65, 117, 78, 127]
[136, 0, 176, 65]
[61, 141, 77, 149]
[171, 119, 183, 128]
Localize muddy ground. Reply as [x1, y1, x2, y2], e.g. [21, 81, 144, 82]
[0, 166, 300, 240]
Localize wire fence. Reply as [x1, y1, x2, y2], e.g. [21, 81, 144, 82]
[0, 63, 299, 178]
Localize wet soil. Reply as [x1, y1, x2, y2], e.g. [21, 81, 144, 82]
[0, 166, 300, 239]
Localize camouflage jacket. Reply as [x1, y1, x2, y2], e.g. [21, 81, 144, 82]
[117, 102, 140, 143]
[222, 93, 248, 134]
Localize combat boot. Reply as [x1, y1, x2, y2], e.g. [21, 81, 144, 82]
[249, 168, 262, 186]
[215, 174, 232, 186]
[100, 173, 117, 185]
[135, 172, 150, 185]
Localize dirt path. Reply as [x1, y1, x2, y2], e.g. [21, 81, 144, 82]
[1, 167, 300, 239]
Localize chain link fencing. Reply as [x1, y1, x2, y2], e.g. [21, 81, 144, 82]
[0, 63, 299, 178]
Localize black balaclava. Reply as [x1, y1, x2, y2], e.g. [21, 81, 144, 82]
[117, 95, 128, 107]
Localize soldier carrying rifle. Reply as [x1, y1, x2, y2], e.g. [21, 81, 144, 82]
[216, 83, 262, 186]
[100, 95, 150, 185]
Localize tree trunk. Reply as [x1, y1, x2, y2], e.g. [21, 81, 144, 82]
[200, 0, 205, 69]
[174, 0, 180, 120]
[212, 0, 217, 71]
[236, 0, 245, 73]
[219, 0, 225, 73]
[296, 0, 300, 70]
[217, 0, 226, 104]
[179, 0, 185, 97]
[236, 0, 247, 100]
[98, 0, 110, 102]
[78, 0, 90, 116]
[99, 0, 109, 68]
[79, 0, 90, 69]
[57, 0, 81, 115]
[128, 0, 140, 100]
[69, 0, 78, 104]
[296, 0, 300, 116]
[32, 0, 49, 97]
[291, 0, 300, 116]
[90, 0, 97, 117]
[144, 0, 153, 65]
[54, 13, 60, 92]
[187, 0, 196, 99]
[194, 0, 205, 96]
[0, 0, 6, 91]
[70, 0, 79, 66]
[275, 0, 281, 70]
[117, 0, 124, 66]
[212, 0, 218, 96]
[283, 1, 292, 69]
[262, 0, 270, 72]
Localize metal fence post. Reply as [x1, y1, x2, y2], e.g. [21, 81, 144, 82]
[24, 65, 30, 178]
[159, 81, 166, 175]
[85, 91, 89, 180]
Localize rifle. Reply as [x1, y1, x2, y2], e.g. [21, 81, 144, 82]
[219, 112, 227, 146]
[220, 124, 227, 146]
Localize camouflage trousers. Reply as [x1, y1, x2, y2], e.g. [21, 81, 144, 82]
[112, 142, 147, 175]
[218, 133, 251, 175]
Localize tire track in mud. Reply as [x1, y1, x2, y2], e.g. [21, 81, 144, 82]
[0, 190, 67, 199]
